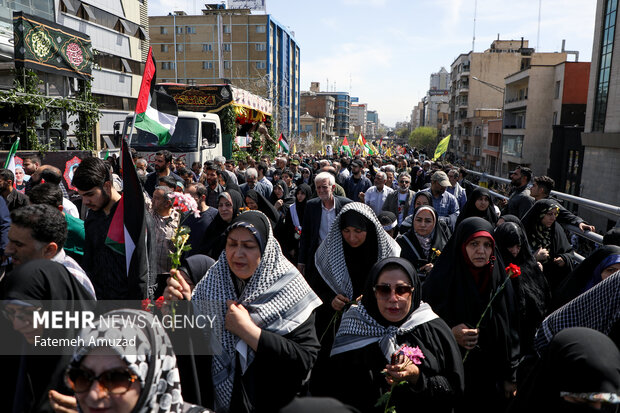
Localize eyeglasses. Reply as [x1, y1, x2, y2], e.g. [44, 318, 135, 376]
[373, 283, 413, 299]
[66, 368, 138, 395]
[2, 306, 41, 323]
[399, 180, 410, 184]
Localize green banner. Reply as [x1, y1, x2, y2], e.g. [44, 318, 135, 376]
[13, 11, 93, 80]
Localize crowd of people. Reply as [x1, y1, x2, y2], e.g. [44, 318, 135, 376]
[0, 149, 619, 413]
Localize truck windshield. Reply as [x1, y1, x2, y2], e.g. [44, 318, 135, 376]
[129, 118, 198, 151]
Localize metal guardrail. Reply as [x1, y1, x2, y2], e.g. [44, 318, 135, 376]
[463, 169, 613, 263]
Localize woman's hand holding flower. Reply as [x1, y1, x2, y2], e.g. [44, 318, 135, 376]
[164, 269, 192, 301]
[384, 355, 421, 385]
[452, 323, 479, 350]
[331, 294, 350, 311]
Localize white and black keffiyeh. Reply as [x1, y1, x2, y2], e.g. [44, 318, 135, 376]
[331, 301, 438, 361]
[534, 271, 620, 354]
[315, 202, 401, 299]
[192, 210, 322, 413]
[71, 309, 183, 413]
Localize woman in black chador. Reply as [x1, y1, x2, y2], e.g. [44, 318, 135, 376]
[328, 257, 464, 412]
[397, 205, 450, 279]
[521, 199, 577, 294]
[455, 187, 498, 227]
[423, 217, 520, 412]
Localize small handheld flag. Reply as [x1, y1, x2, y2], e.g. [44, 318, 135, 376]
[433, 134, 451, 161]
[278, 133, 290, 153]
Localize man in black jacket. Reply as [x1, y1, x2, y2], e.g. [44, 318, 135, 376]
[297, 171, 350, 288]
[501, 166, 534, 219]
[144, 150, 181, 197]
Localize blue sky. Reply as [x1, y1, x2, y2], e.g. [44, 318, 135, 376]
[149, 0, 596, 127]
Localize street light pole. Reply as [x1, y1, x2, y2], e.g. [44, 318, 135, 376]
[472, 76, 505, 175]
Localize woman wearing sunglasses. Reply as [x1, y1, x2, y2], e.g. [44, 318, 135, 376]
[65, 308, 211, 413]
[423, 217, 520, 412]
[328, 257, 464, 412]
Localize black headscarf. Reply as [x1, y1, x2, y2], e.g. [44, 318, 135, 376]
[456, 187, 498, 227]
[495, 221, 551, 358]
[195, 190, 244, 259]
[179, 254, 216, 286]
[269, 179, 294, 208]
[339, 210, 379, 298]
[423, 217, 519, 376]
[220, 170, 241, 194]
[553, 245, 620, 310]
[361, 257, 421, 327]
[413, 191, 433, 208]
[245, 189, 280, 225]
[509, 327, 620, 413]
[294, 183, 312, 221]
[227, 210, 271, 254]
[0, 260, 95, 413]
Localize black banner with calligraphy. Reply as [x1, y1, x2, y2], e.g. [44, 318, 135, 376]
[13, 11, 93, 80]
[158, 84, 233, 112]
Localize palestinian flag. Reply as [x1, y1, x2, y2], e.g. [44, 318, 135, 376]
[4, 137, 19, 174]
[134, 47, 178, 145]
[278, 133, 290, 153]
[357, 133, 374, 155]
[105, 139, 153, 297]
[341, 136, 352, 156]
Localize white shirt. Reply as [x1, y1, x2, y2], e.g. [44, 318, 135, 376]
[63, 198, 80, 218]
[319, 201, 336, 241]
[364, 185, 394, 215]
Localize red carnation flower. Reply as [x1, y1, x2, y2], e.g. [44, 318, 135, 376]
[506, 263, 521, 278]
[155, 296, 165, 309]
[141, 298, 151, 312]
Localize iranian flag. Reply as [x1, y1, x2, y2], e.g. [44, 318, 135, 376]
[134, 47, 178, 145]
[278, 133, 290, 153]
[341, 136, 352, 156]
[357, 133, 374, 155]
[4, 137, 19, 174]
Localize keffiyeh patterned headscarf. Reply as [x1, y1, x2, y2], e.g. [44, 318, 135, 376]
[523, 200, 560, 250]
[331, 301, 438, 361]
[315, 202, 401, 299]
[191, 210, 322, 413]
[70, 309, 183, 413]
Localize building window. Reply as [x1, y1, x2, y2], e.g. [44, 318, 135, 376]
[553, 111, 558, 125]
[255, 43, 266, 51]
[256, 61, 266, 69]
[161, 44, 169, 52]
[176, 44, 183, 52]
[593, 0, 618, 131]
[554, 81, 561, 99]
[176, 26, 183, 34]
[160, 27, 168, 34]
[223, 24, 231, 34]
[503, 135, 524, 157]
[224, 61, 231, 69]
[162, 62, 175, 70]
[203, 43, 212, 52]
[223, 43, 231, 52]
[256, 25, 266, 33]
[188, 79, 197, 85]
[186, 26, 195, 34]
[203, 61, 213, 69]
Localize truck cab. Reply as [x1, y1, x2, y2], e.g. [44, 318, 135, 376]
[124, 110, 222, 167]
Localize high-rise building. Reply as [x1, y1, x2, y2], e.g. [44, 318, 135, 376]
[0, 0, 148, 145]
[149, 6, 300, 137]
[449, 39, 569, 171]
[300, 89, 335, 139]
[580, 0, 620, 230]
[350, 103, 367, 135]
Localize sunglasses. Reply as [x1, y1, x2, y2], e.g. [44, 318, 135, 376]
[373, 283, 413, 299]
[66, 368, 138, 394]
[399, 180, 410, 184]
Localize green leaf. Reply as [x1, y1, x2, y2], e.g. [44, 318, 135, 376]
[374, 391, 391, 407]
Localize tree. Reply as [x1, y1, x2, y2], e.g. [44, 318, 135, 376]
[409, 126, 438, 153]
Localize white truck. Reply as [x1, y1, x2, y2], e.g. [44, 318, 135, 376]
[123, 110, 222, 167]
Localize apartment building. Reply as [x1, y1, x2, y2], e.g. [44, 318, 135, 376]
[149, 6, 300, 136]
[0, 0, 148, 145]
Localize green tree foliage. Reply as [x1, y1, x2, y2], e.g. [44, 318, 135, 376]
[409, 126, 438, 153]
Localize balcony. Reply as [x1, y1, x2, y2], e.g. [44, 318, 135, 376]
[504, 96, 527, 110]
